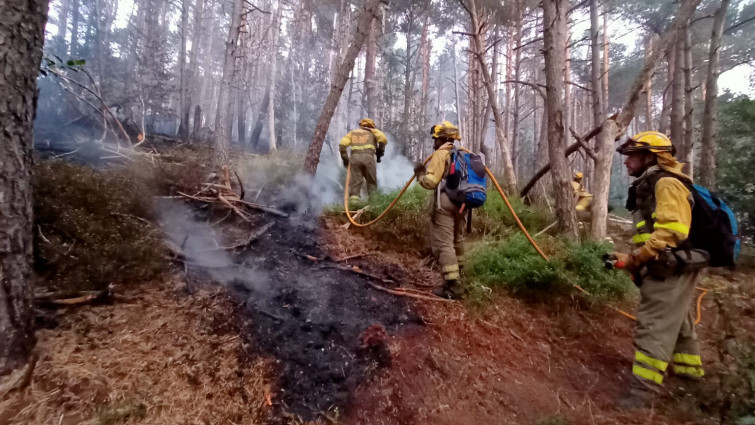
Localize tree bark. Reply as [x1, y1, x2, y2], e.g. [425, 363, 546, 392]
[420, 10, 430, 140]
[250, 87, 270, 149]
[365, 16, 378, 119]
[511, 1, 523, 174]
[56, 0, 70, 53]
[700, 0, 730, 188]
[602, 9, 609, 110]
[0, 0, 48, 377]
[682, 21, 694, 177]
[589, 0, 701, 241]
[590, 0, 604, 128]
[179, 0, 189, 138]
[70, 0, 80, 57]
[214, 0, 243, 165]
[267, 1, 281, 153]
[543, 0, 579, 238]
[669, 32, 685, 164]
[462, 0, 517, 192]
[644, 35, 654, 130]
[303, 0, 385, 175]
[659, 46, 675, 134]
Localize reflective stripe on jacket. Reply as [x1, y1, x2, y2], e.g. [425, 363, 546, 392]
[339, 127, 387, 154]
[631, 166, 693, 260]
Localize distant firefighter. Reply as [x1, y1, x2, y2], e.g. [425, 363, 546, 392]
[340, 118, 387, 202]
[571, 171, 593, 220]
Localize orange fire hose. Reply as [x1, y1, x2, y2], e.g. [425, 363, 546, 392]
[342, 147, 707, 323]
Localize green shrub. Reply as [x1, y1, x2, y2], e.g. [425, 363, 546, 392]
[33, 160, 167, 292]
[464, 234, 636, 302]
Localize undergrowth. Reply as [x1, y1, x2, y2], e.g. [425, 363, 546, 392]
[33, 160, 167, 292]
[464, 234, 636, 302]
[324, 183, 554, 252]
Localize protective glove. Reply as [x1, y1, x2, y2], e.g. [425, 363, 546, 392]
[341, 157, 349, 168]
[610, 251, 639, 271]
[413, 162, 426, 176]
[376, 154, 383, 163]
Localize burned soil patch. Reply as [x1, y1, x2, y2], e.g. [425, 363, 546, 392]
[165, 200, 422, 422]
[234, 219, 422, 420]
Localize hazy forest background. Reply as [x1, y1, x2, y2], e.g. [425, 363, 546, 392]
[35, 0, 755, 238]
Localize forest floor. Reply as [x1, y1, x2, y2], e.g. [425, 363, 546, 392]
[1, 150, 753, 425]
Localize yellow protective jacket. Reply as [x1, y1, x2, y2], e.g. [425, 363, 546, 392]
[630, 162, 693, 262]
[571, 181, 593, 212]
[417, 143, 454, 190]
[339, 127, 387, 156]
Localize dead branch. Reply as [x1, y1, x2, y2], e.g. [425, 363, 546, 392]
[334, 252, 372, 262]
[35, 285, 113, 308]
[218, 193, 252, 222]
[364, 281, 454, 303]
[200, 222, 275, 252]
[569, 127, 597, 161]
[230, 199, 289, 218]
[234, 170, 245, 199]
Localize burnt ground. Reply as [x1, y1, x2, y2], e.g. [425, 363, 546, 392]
[168, 198, 422, 422]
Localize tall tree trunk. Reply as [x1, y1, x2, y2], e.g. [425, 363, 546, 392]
[0, 0, 49, 377]
[452, 43, 463, 134]
[590, 0, 604, 128]
[543, 0, 579, 238]
[70, 0, 80, 57]
[214, 0, 243, 165]
[463, 0, 516, 192]
[56, 0, 70, 53]
[590, 0, 701, 241]
[644, 36, 654, 130]
[700, 0, 730, 188]
[669, 32, 685, 163]
[365, 16, 378, 119]
[250, 87, 270, 149]
[602, 9, 609, 110]
[420, 11, 430, 140]
[183, 0, 204, 137]
[267, 1, 281, 153]
[511, 2, 523, 174]
[403, 6, 414, 153]
[659, 46, 675, 134]
[682, 21, 694, 177]
[303, 0, 385, 175]
[179, 0, 189, 138]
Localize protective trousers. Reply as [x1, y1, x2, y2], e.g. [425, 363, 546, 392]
[349, 151, 377, 200]
[430, 191, 466, 281]
[631, 270, 704, 393]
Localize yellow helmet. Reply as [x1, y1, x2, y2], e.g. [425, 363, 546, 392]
[430, 121, 462, 140]
[574, 172, 584, 181]
[617, 131, 675, 155]
[359, 118, 376, 129]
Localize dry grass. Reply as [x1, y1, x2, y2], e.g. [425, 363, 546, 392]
[0, 279, 273, 425]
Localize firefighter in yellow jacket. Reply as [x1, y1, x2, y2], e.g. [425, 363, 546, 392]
[413, 121, 465, 299]
[340, 118, 388, 202]
[572, 172, 593, 221]
[612, 131, 708, 409]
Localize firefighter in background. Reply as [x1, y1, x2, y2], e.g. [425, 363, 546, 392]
[340, 118, 388, 202]
[413, 121, 465, 299]
[571, 172, 593, 220]
[612, 131, 708, 409]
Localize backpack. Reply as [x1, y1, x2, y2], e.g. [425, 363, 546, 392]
[686, 183, 741, 268]
[638, 172, 741, 268]
[442, 146, 487, 208]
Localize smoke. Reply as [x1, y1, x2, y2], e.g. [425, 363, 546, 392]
[310, 136, 415, 206]
[157, 199, 271, 293]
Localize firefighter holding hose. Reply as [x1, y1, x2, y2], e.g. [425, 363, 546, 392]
[340, 118, 387, 203]
[413, 121, 466, 299]
[611, 131, 708, 409]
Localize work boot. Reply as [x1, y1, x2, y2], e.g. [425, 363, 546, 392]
[616, 388, 655, 411]
[433, 280, 463, 299]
